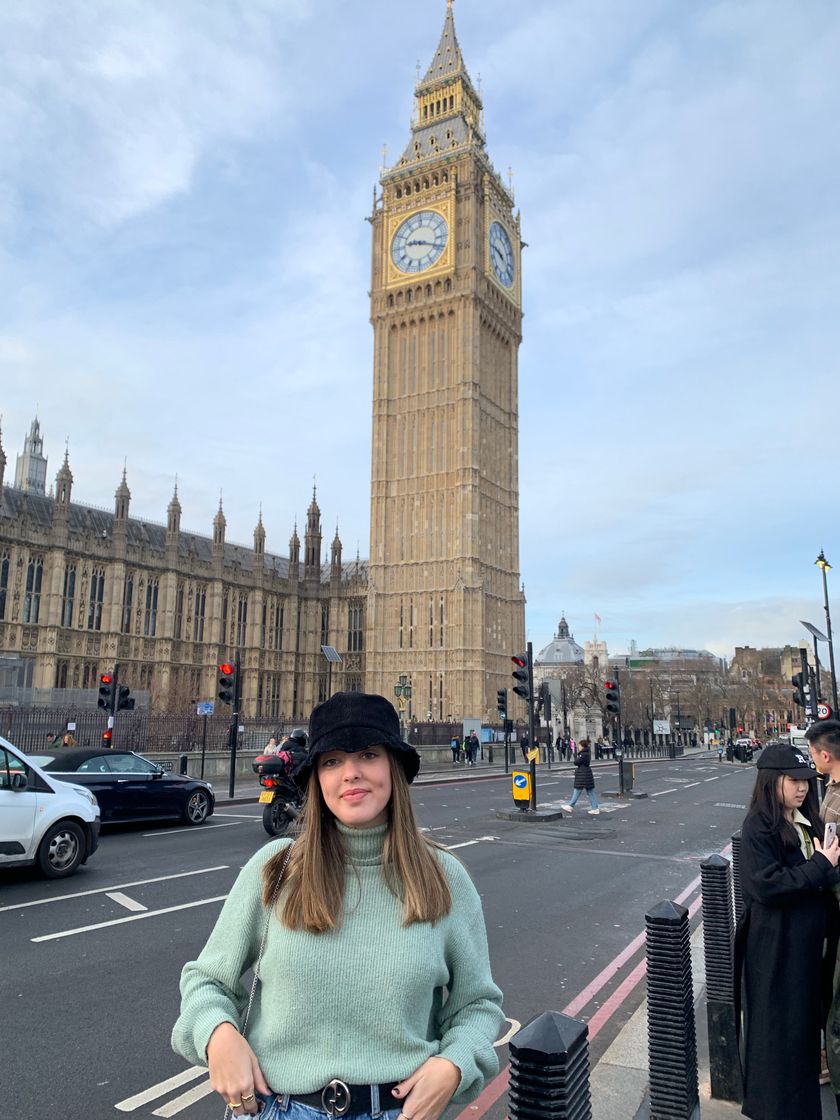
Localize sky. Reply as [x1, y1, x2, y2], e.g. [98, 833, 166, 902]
[1, 0, 839, 661]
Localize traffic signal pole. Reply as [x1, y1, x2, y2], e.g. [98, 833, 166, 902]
[110, 662, 120, 748]
[527, 642, 537, 811]
[227, 649, 241, 799]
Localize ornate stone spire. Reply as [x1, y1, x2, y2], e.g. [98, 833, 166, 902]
[0, 421, 6, 493]
[254, 507, 266, 557]
[331, 524, 342, 577]
[304, 486, 322, 579]
[289, 519, 300, 577]
[114, 464, 131, 522]
[557, 615, 570, 640]
[167, 480, 181, 538]
[213, 494, 226, 549]
[55, 443, 73, 506]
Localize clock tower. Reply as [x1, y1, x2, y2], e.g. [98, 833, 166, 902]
[366, 1, 525, 722]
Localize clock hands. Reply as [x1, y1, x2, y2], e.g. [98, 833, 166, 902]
[407, 238, 435, 247]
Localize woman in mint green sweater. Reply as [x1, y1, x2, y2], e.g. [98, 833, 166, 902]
[172, 692, 504, 1120]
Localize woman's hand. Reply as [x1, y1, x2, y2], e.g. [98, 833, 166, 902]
[814, 834, 840, 867]
[391, 1056, 461, 1120]
[206, 1022, 270, 1115]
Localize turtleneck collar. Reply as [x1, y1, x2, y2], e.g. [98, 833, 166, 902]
[335, 820, 387, 865]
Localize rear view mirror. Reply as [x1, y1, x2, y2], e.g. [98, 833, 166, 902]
[10, 772, 28, 792]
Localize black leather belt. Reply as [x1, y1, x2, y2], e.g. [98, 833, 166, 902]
[290, 1080, 399, 1117]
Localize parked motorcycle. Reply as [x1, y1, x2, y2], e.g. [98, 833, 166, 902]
[252, 753, 303, 837]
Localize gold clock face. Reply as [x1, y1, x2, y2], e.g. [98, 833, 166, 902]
[391, 210, 449, 274]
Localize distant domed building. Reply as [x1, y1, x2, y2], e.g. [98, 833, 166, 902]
[535, 616, 584, 667]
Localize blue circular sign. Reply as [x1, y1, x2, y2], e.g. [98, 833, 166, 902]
[513, 774, 528, 789]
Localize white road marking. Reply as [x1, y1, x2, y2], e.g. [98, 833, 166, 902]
[142, 822, 240, 837]
[446, 836, 497, 850]
[152, 1078, 216, 1116]
[31, 895, 229, 942]
[106, 891, 148, 913]
[704, 777, 720, 782]
[651, 788, 679, 796]
[683, 781, 701, 788]
[213, 812, 263, 819]
[495, 1017, 521, 1047]
[0, 866, 229, 913]
[115, 1067, 206, 1111]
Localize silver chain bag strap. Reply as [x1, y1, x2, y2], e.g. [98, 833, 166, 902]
[222, 842, 293, 1120]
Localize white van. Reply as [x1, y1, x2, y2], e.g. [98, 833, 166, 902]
[0, 736, 100, 878]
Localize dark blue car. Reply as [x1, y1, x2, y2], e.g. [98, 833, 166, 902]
[28, 749, 215, 826]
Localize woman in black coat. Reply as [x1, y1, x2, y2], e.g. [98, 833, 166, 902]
[561, 738, 599, 815]
[735, 743, 840, 1120]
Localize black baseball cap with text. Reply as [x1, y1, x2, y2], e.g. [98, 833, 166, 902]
[756, 742, 817, 779]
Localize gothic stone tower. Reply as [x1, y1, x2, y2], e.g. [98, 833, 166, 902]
[366, 1, 526, 722]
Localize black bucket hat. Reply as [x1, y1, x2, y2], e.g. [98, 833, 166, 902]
[756, 742, 816, 779]
[294, 691, 421, 789]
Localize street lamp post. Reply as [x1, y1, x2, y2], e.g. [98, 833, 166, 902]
[394, 673, 412, 740]
[816, 551, 840, 716]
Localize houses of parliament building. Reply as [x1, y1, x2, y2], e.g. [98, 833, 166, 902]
[0, 3, 526, 722]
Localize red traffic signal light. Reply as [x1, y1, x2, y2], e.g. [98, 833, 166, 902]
[100, 673, 113, 684]
[102, 728, 113, 747]
[218, 662, 237, 706]
[511, 652, 531, 701]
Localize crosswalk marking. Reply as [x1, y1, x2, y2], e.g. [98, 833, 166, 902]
[115, 1066, 206, 1111]
[106, 891, 148, 912]
[0, 865, 229, 913]
[152, 1078, 216, 1117]
[31, 894, 229, 942]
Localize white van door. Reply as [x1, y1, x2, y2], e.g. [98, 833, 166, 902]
[0, 745, 38, 860]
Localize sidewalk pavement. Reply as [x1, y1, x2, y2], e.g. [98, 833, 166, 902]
[216, 746, 717, 805]
[590, 920, 837, 1119]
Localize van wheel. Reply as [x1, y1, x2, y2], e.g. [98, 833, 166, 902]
[37, 821, 86, 878]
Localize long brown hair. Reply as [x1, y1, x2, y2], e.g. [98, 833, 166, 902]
[261, 751, 452, 932]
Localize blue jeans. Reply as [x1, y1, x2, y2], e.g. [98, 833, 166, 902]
[256, 1091, 402, 1120]
[569, 788, 599, 809]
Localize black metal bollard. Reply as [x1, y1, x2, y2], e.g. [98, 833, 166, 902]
[730, 830, 745, 923]
[646, 900, 700, 1120]
[700, 855, 743, 1102]
[178, 753, 189, 775]
[508, 1010, 592, 1120]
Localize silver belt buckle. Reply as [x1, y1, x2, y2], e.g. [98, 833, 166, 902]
[321, 1079, 351, 1118]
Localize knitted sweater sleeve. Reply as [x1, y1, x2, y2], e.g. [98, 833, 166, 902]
[171, 839, 290, 1066]
[436, 854, 505, 1100]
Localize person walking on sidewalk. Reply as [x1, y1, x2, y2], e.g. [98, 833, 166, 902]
[734, 742, 840, 1120]
[560, 738, 600, 815]
[450, 735, 460, 765]
[172, 691, 504, 1119]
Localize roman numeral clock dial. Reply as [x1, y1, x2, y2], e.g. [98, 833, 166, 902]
[391, 210, 448, 273]
[489, 220, 515, 289]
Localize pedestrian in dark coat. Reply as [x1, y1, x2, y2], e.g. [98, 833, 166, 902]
[734, 743, 840, 1120]
[560, 739, 599, 814]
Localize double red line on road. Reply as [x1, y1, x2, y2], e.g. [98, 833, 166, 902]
[456, 843, 732, 1120]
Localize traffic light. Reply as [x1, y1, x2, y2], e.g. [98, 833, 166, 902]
[792, 672, 808, 709]
[218, 662, 236, 706]
[98, 673, 116, 713]
[101, 728, 113, 748]
[511, 653, 532, 702]
[496, 688, 508, 718]
[604, 679, 620, 717]
[116, 684, 135, 712]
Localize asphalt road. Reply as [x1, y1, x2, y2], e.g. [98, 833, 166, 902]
[0, 752, 756, 1120]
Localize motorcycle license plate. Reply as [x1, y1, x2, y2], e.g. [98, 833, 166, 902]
[258, 791, 275, 804]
